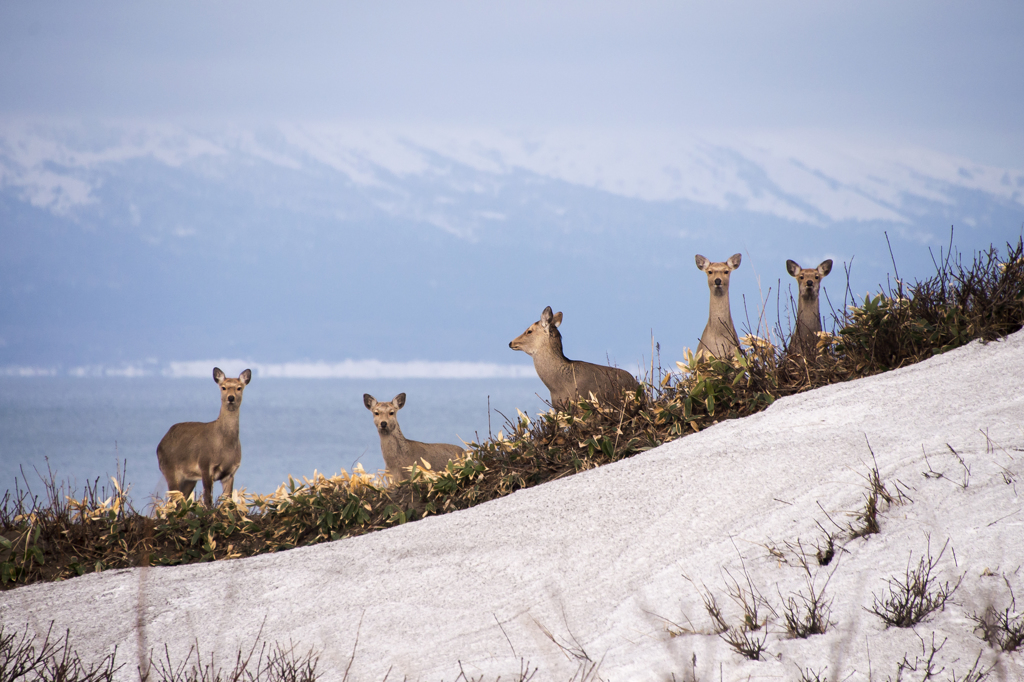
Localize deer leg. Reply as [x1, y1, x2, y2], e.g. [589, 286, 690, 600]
[220, 474, 234, 503]
[171, 477, 198, 501]
[201, 473, 214, 507]
[179, 480, 198, 502]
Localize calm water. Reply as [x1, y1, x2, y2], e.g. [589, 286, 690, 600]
[0, 377, 549, 508]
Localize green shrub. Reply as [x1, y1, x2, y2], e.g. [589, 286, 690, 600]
[836, 237, 1024, 373]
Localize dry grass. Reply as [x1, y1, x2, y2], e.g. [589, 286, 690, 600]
[0, 620, 321, 682]
[869, 539, 963, 629]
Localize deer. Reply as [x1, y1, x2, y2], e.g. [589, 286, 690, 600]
[156, 367, 252, 506]
[786, 259, 833, 355]
[694, 253, 742, 360]
[363, 393, 466, 483]
[509, 306, 639, 407]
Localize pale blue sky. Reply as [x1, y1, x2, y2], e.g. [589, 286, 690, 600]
[2, 1, 1022, 165]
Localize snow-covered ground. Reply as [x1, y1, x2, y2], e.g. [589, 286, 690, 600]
[3, 331, 1023, 681]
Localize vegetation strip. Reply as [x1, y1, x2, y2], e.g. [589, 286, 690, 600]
[2, 238, 1022, 590]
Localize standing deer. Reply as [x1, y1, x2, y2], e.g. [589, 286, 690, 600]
[509, 306, 639, 407]
[695, 253, 742, 360]
[157, 367, 252, 506]
[363, 393, 465, 483]
[786, 259, 833, 354]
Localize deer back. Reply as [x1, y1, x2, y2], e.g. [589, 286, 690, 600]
[396, 440, 466, 477]
[554, 360, 638, 406]
[157, 420, 238, 479]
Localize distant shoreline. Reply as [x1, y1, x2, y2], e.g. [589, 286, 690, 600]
[0, 360, 539, 380]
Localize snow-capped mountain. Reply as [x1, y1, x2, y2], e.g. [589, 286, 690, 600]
[1, 121, 1022, 371]
[4, 122, 1022, 232]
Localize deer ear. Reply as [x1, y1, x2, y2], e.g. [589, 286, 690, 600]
[363, 394, 376, 410]
[818, 259, 833, 277]
[540, 306, 554, 327]
[695, 254, 709, 271]
[240, 369, 252, 385]
[551, 312, 563, 328]
[394, 393, 407, 409]
[786, 260, 801, 277]
[213, 367, 225, 384]
[727, 253, 742, 270]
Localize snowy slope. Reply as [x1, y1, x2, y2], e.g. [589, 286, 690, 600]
[2, 331, 1023, 680]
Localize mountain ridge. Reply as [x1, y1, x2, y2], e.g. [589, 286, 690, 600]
[2, 122, 1021, 369]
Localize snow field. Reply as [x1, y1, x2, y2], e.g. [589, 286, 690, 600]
[1, 330, 1022, 681]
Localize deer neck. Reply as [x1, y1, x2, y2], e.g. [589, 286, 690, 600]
[531, 337, 572, 377]
[707, 288, 736, 333]
[796, 295, 822, 334]
[379, 423, 408, 454]
[216, 404, 241, 440]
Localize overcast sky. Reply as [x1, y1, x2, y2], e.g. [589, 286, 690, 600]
[2, 1, 1022, 166]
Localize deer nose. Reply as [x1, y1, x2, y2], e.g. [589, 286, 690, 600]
[714, 278, 722, 286]
[228, 395, 235, 403]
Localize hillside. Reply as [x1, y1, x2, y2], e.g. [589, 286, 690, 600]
[2, 330, 1023, 680]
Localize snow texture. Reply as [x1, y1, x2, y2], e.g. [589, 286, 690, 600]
[3, 330, 1024, 681]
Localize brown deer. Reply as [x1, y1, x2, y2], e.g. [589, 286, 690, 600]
[363, 393, 465, 483]
[695, 253, 742, 360]
[157, 367, 251, 506]
[786, 259, 833, 355]
[509, 306, 639, 407]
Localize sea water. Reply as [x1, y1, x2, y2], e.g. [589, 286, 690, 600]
[0, 377, 550, 508]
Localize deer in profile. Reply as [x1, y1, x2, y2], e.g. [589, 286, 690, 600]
[157, 367, 252, 506]
[509, 306, 639, 407]
[363, 393, 465, 483]
[695, 253, 742, 360]
[786, 259, 833, 355]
